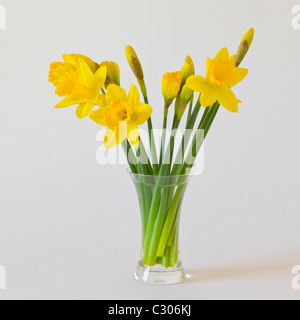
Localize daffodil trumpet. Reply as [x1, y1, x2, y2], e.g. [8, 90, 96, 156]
[49, 29, 254, 274]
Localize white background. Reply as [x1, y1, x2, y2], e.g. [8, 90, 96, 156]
[0, 0, 299, 300]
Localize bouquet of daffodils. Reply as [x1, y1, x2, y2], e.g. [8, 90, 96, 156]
[49, 29, 254, 271]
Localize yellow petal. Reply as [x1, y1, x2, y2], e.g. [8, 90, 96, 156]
[63, 54, 97, 72]
[77, 59, 94, 87]
[104, 123, 127, 149]
[127, 84, 140, 108]
[216, 86, 239, 113]
[76, 100, 95, 119]
[94, 65, 107, 88]
[96, 94, 108, 108]
[104, 128, 119, 150]
[206, 57, 212, 72]
[70, 54, 97, 72]
[106, 84, 127, 105]
[230, 54, 237, 65]
[205, 57, 214, 80]
[72, 82, 93, 100]
[89, 107, 108, 126]
[133, 103, 153, 125]
[48, 62, 65, 83]
[63, 54, 76, 65]
[200, 90, 218, 107]
[214, 47, 230, 60]
[54, 96, 84, 109]
[231, 68, 248, 87]
[186, 75, 207, 93]
[127, 124, 139, 148]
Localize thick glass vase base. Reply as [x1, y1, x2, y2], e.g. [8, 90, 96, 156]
[134, 260, 186, 285]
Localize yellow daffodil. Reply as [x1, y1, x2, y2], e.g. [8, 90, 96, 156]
[186, 48, 248, 112]
[89, 84, 153, 149]
[181, 56, 195, 84]
[162, 71, 182, 105]
[100, 61, 120, 88]
[49, 54, 98, 97]
[54, 60, 107, 119]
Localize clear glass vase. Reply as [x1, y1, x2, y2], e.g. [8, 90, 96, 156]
[129, 172, 191, 285]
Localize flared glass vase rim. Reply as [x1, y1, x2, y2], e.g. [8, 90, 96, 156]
[127, 168, 193, 187]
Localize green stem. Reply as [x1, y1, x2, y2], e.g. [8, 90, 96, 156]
[187, 98, 194, 122]
[136, 139, 152, 214]
[139, 139, 154, 176]
[199, 107, 210, 127]
[121, 140, 138, 174]
[157, 103, 220, 256]
[182, 102, 220, 174]
[147, 117, 159, 175]
[138, 79, 159, 175]
[162, 246, 170, 268]
[144, 186, 170, 264]
[169, 221, 179, 267]
[171, 98, 201, 176]
[167, 205, 180, 246]
[143, 119, 181, 266]
[156, 184, 185, 257]
[159, 112, 168, 167]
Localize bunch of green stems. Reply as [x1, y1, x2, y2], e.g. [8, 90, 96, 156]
[122, 82, 220, 266]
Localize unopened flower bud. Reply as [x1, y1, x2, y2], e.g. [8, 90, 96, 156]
[236, 28, 254, 67]
[100, 61, 120, 88]
[125, 45, 144, 80]
[181, 55, 195, 84]
[180, 84, 193, 104]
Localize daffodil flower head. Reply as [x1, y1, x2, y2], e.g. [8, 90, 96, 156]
[49, 54, 98, 94]
[53, 69, 79, 97]
[89, 84, 153, 149]
[54, 59, 107, 119]
[162, 71, 182, 105]
[100, 61, 120, 88]
[186, 48, 248, 113]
